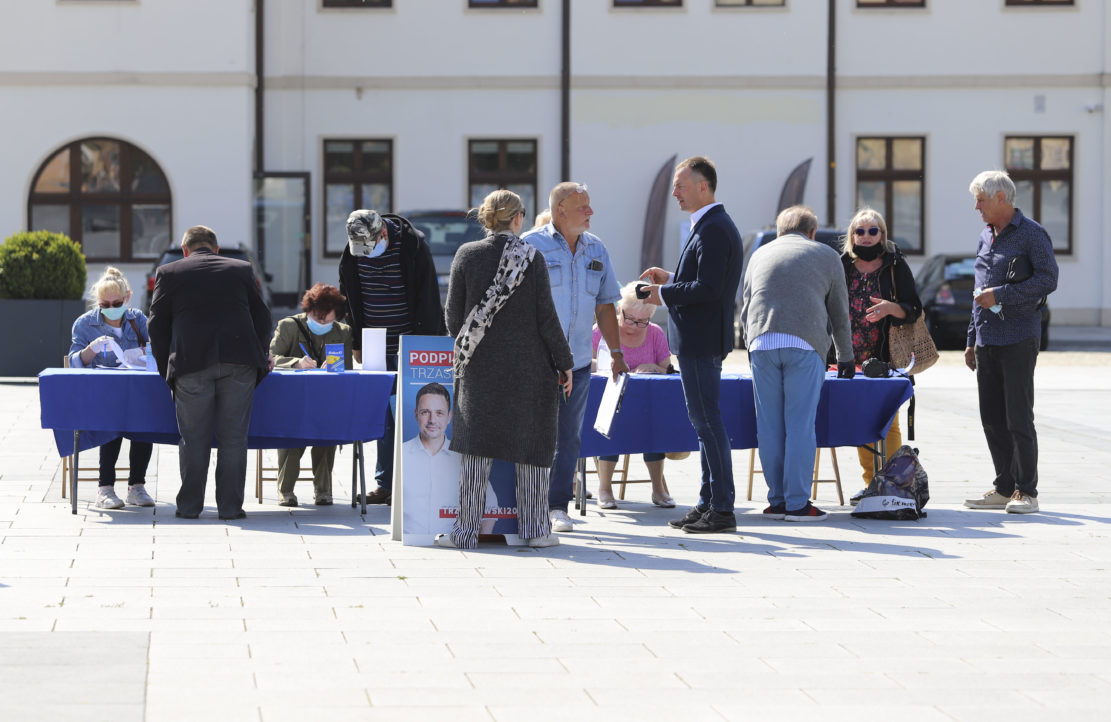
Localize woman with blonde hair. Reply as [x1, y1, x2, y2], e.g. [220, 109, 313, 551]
[592, 281, 676, 509]
[68, 266, 156, 509]
[839, 208, 922, 502]
[439, 189, 574, 549]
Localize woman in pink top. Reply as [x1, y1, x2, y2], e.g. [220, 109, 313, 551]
[591, 282, 676, 509]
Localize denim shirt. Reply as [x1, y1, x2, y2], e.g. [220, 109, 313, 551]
[523, 223, 621, 370]
[967, 208, 1058, 348]
[68, 307, 150, 368]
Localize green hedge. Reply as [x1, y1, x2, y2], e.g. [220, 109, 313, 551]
[0, 231, 86, 299]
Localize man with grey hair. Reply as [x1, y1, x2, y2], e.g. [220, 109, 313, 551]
[523, 182, 628, 533]
[739, 205, 854, 523]
[963, 170, 1058, 514]
[338, 209, 445, 505]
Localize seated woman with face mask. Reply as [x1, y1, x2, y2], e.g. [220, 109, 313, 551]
[269, 283, 354, 507]
[68, 266, 156, 510]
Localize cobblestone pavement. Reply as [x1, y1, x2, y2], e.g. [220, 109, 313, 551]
[1, 348, 1108, 721]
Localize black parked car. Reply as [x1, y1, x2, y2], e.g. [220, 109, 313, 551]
[914, 254, 1050, 351]
[403, 210, 486, 302]
[143, 245, 273, 314]
[733, 227, 845, 348]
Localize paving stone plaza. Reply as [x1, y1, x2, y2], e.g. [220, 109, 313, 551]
[1, 343, 1109, 721]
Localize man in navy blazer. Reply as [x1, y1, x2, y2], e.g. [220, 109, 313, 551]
[149, 225, 273, 520]
[640, 156, 743, 534]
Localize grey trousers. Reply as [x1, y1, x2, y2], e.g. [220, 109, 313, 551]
[173, 363, 256, 516]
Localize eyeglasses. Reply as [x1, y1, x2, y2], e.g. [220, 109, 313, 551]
[98, 300, 125, 308]
[621, 311, 650, 328]
[854, 227, 881, 237]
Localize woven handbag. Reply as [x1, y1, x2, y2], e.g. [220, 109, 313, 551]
[888, 266, 938, 374]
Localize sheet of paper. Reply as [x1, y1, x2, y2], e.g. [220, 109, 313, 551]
[592, 372, 628, 439]
[361, 328, 387, 371]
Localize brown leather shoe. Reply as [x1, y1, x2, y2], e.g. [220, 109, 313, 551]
[361, 487, 392, 505]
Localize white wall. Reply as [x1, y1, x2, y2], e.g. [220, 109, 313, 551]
[1, 0, 1106, 323]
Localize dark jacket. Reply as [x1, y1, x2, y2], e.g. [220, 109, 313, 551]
[445, 234, 574, 468]
[660, 204, 743, 358]
[840, 247, 922, 363]
[338, 214, 446, 351]
[148, 247, 272, 389]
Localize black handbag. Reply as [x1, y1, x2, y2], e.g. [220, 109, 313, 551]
[1004, 254, 1047, 309]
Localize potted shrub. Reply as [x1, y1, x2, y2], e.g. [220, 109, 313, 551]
[0, 230, 87, 376]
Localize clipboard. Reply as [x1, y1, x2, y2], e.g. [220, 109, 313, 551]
[592, 372, 628, 439]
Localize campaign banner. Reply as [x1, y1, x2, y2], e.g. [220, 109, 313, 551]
[394, 335, 520, 546]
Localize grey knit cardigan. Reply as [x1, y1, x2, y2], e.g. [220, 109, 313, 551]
[445, 233, 574, 467]
[739, 233, 854, 362]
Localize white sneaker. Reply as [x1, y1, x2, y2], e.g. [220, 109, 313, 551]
[528, 534, 560, 548]
[963, 490, 1010, 509]
[126, 485, 155, 507]
[95, 487, 125, 509]
[1005, 491, 1039, 514]
[550, 509, 573, 533]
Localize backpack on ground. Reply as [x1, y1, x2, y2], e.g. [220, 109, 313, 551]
[851, 445, 930, 521]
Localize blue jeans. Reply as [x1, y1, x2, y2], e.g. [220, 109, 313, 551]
[548, 365, 591, 512]
[750, 348, 824, 511]
[677, 355, 734, 512]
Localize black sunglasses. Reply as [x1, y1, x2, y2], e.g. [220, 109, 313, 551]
[98, 300, 125, 308]
[854, 227, 881, 237]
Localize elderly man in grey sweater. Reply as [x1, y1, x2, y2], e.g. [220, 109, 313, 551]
[740, 205, 855, 522]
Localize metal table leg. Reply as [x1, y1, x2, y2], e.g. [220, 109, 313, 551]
[576, 457, 586, 516]
[356, 441, 367, 515]
[71, 430, 80, 515]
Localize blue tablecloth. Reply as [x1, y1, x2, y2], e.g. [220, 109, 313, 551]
[579, 372, 913, 457]
[39, 368, 395, 456]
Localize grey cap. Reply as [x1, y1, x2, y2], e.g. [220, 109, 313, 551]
[346, 209, 384, 243]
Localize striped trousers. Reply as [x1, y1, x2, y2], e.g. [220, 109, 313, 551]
[451, 454, 551, 549]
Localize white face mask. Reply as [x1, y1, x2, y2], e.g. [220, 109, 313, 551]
[348, 232, 387, 258]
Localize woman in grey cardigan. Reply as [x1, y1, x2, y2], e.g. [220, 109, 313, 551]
[439, 190, 574, 550]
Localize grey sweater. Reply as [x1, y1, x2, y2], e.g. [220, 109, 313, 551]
[739, 234, 853, 363]
[445, 234, 574, 468]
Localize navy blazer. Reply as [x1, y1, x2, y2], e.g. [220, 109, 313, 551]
[148, 247, 272, 389]
[661, 204, 743, 358]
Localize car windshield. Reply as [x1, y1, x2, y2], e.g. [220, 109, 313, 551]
[409, 214, 485, 256]
[944, 258, 977, 280]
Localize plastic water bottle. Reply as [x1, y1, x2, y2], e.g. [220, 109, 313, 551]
[146, 347, 158, 372]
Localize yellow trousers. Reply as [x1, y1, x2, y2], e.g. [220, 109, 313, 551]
[856, 413, 902, 484]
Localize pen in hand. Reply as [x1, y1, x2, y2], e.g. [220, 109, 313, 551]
[298, 342, 310, 357]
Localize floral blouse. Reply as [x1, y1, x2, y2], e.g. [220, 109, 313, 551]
[848, 265, 882, 365]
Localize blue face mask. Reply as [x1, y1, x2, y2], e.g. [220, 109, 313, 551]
[306, 317, 333, 336]
[100, 305, 127, 322]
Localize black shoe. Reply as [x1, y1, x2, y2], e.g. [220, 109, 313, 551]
[762, 503, 787, 520]
[849, 488, 868, 506]
[174, 510, 199, 520]
[361, 487, 392, 505]
[682, 510, 737, 534]
[218, 510, 247, 521]
[668, 506, 707, 529]
[784, 503, 828, 522]
[314, 496, 333, 506]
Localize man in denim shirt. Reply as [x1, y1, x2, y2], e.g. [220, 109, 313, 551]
[524, 182, 628, 532]
[963, 170, 1058, 515]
